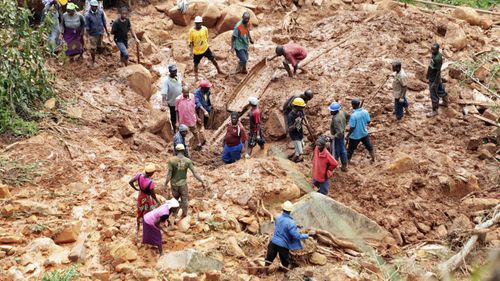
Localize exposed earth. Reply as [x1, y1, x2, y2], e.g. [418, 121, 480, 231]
[1, 0, 499, 280]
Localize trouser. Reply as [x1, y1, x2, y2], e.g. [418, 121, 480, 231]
[331, 135, 347, 166]
[292, 140, 304, 157]
[171, 184, 189, 216]
[168, 105, 176, 130]
[235, 49, 248, 64]
[265, 241, 290, 268]
[115, 41, 129, 61]
[313, 179, 330, 195]
[347, 135, 373, 160]
[429, 80, 447, 109]
[394, 97, 408, 120]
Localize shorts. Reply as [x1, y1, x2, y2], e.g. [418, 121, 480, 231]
[293, 140, 304, 156]
[89, 35, 103, 50]
[188, 125, 199, 134]
[248, 131, 265, 148]
[193, 48, 215, 65]
[171, 184, 189, 216]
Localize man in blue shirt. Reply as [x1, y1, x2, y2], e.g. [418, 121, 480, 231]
[85, 0, 110, 67]
[194, 80, 212, 129]
[264, 201, 315, 271]
[346, 99, 375, 162]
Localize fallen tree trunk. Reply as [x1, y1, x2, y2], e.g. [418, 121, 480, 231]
[315, 229, 361, 252]
[438, 205, 500, 278]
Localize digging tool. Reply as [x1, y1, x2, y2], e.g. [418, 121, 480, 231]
[360, 75, 390, 108]
[136, 42, 141, 64]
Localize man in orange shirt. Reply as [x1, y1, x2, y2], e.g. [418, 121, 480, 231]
[312, 136, 338, 195]
[268, 43, 308, 77]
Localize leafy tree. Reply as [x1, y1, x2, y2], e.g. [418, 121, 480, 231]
[0, 0, 54, 135]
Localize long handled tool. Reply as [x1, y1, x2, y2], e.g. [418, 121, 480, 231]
[360, 75, 390, 108]
[136, 42, 141, 64]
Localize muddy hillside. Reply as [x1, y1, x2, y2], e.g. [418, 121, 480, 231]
[1, 0, 499, 280]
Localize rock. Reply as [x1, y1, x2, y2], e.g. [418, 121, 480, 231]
[226, 237, 246, 257]
[156, 250, 223, 273]
[216, 5, 258, 34]
[483, 109, 499, 122]
[155, 2, 173, 13]
[474, 65, 489, 82]
[448, 173, 480, 197]
[118, 117, 135, 137]
[44, 98, 57, 110]
[168, 7, 191, 26]
[92, 270, 111, 281]
[265, 109, 287, 139]
[391, 229, 403, 245]
[416, 222, 431, 234]
[480, 143, 497, 154]
[53, 222, 81, 244]
[27, 237, 58, 252]
[450, 214, 474, 233]
[479, 149, 493, 160]
[110, 242, 138, 263]
[310, 252, 327, 265]
[246, 221, 259, 234]
[120, 64, 154, 100]
[0, 184, 11, 198]
[436, 225, 447, 238]
[182, 273, 199, 281]
[133, 132, 167, 154]
[134, 268, 156, 280]
[448, 66, 463, 80]
[115, 263, 134, 273]
[445, 23, 467, 51]
[0, 236, 22, 244]
[467, 137, 482, 151]
[202, 4, 222, 28]
[386, 153, 415, 173]
[407, 79, 427, 91]
[238, 216, 255, 225]
[235, 189, 253, 206]
[278, 184, 301, 201]
[462, 198, 500, 211]
[68, 239, 86, 262]
[452, 7, 482, 27]
[66, 106, 83, 119]
[205, 271, 221, 281]
[362, 3, 378, 13]
[178, 216, 192, 232]
[479, 18, 493, 29]
[7, 267, 25, 281]
[13, 199, 57, 216]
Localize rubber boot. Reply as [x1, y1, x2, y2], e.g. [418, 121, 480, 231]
[369, 150, 376, 163]
[341, 163, 348, 172]
[426, 103, 439, 118]
[242, 63, 248, 74]
[235, 63, 242, 74]
[439, 95, 449, 107]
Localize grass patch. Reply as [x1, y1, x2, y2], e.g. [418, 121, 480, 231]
[451, 51, 499, 93]
[42, 266, 78, 281]
[0, 158, 44, 186]
[398, 0, 497, 9]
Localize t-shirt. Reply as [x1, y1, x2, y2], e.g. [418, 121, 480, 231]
[162, 75, 183, 107]
[112, 18, 131, 44]
[249, 108, 261, 134]
[287, 110, 304, 141]
[349, 108, 371, 140]
[392, 70, 408, 99]
[132, 174, 156, 193]
[225, 123, 248, 147]
[427, 52, 443, 82]
[188, 26, 209, 55]
[232, 20, 251, 51]
[175, 94, 197, 127]
[283, 43, 307, 66]
[167, 156, 194, 186]
[330, 111, 349, 138]
[143, 203, 171, 226]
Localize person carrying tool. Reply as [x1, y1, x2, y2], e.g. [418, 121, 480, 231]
[111, 7, 139, 66]
[264, 201, 316, 272]
[283, 90, 314, 135]
[268, 43, 308, 77]
[312, 135, 338, 195]
[85, 0, 110, 67]
[161, 64, 183, 132]
[222, 112, 248, 164]
[426, 43, 448, 118]
[329, 102, 349, 171]
[246, 97, 265, 158]
[346, 99, 375, 162]
[176, 86, 204, 151]
[165, 144, 206, 219]
[188, 16, 223, 81]
[231, 12, 254, 74]
[287, 98, 307, 162]
[173, 124, 190, 158]
[194, 80, 213, 129]
[391, 61, 409, 120]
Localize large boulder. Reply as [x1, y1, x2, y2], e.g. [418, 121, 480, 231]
[202, 4, 222, 28]
[265, 109, 287, 140]
[110, 242, 138, 263]
[168, 1, 209, 26]
[156, 250, 223, 273]
[120, 64, 154, 100]
[445, 23, 467, 51]
[216, 5, 258, 34]
[452, 7, 491, 29]
[53, 222, 81, 244]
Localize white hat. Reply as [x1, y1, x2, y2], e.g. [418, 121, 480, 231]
[194, 16, 203, 23]
[282, 201, 293, 212]
[175, 143, 185, 151]
[169, 198, 180, 208]
[248, 97, 258, 105]
[90, 0, 99, 6]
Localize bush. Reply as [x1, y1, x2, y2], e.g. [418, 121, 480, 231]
[0, 0, 54, 136]
[42, 266, 79, 281]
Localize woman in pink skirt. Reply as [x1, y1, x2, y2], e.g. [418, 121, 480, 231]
[143, 198, 180, 256]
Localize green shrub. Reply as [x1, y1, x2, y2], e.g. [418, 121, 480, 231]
[0, 0, 54, 136]
[42, 266, 78, 281]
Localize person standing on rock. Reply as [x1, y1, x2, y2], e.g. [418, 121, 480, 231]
[189, 16, 223, 81]
[426, 43, 448, 118]
[329, 102, 349, 171]
[287, 98, 307, 163]
[346, 99, 375, 163]
[194, 80, 213, 129]
[268, 43, 308, 77]
[264, 201, 315, 272]
[85, 0, 110, 67]
[111, 7, 139, 66]
[231, 12, 254, 74]
[222, 112, 248, 164]
[173, 124, 190, 158]
[246, 97, 265, 158]
[391, 61, 409, 121]
[176, 86, 203, 151]
[161, 64, 183, 132]
[165, 144, 206, 219]
[129, 163, 161, 235]
[312, 135, 338, 195]
[142, 198, 180, 256]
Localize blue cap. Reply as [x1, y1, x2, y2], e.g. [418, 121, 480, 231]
[329, 102, 341, 112]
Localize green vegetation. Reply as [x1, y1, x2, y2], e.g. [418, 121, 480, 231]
[0, 158, 44, 186]
[398, 0, 497, 9]
[42, 266, 79, 281]
[451, 51, 499, 93]
[0, 0, 55, 136]
[30, 223, 46, 233]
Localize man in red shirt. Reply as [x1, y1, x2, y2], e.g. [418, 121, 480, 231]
[222, 112, 248, 164]
[312, 135, 338, 195]
[246, 97, 265, 158]
[268, 43, 307, 77]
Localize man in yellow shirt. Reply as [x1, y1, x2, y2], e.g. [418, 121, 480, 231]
[189, 16, 223, 81]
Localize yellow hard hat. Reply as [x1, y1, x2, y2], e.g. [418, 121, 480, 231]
[175, 144, 185, 151]
[144, 163, 156, 173]
[282, 201, 293, 212]
[57, 0, 69, 6]
[292, 97, 306, 107]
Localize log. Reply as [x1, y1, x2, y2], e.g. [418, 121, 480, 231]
[438, 205, 500, 278]
[472, 114, 500, 127]
[315, 229, 361, 252]
[412, 57, 426, 68]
